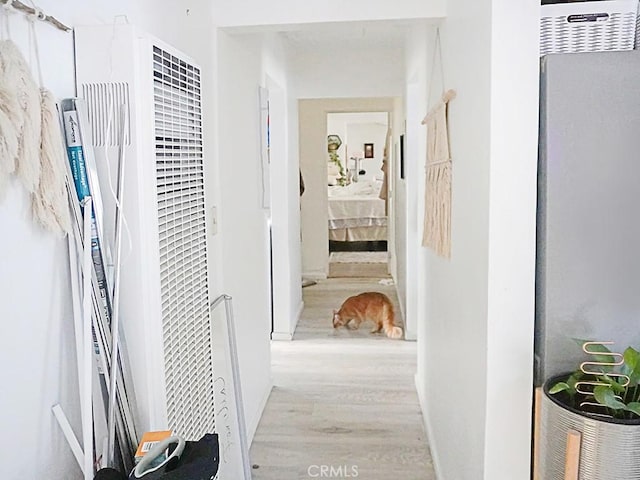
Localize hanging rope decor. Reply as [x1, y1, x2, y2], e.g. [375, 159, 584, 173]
[421, 28, 456, 258]
[421, 90, 455, 258]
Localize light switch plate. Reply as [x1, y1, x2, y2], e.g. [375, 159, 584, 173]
[210, 206, 218, 235]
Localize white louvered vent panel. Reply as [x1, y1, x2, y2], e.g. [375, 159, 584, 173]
[81, 82, 132, 146]
[540, 1, 638, 56]
[152, 44, 213, 441]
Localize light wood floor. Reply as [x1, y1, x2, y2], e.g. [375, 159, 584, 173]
[328, 261, 390, 278]
[249, 277, 435, 480]
[327, 252, 391, 279]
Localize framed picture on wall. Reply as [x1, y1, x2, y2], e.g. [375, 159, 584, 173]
[400, 134, 405, 179]
[364, 143, 374, 158]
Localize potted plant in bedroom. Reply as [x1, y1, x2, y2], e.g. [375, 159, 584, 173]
[327, 134, 348, 186]
[539, 341, 640, 479]
[328, 149, 348, 186]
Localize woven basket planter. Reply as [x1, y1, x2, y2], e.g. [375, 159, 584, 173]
[540, 375, 640, 479]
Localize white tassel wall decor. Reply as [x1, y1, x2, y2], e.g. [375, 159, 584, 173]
[26, 13, 70, 235]
[0, 86, 18, 193]
[32, 88, 71, 234]
[0, 9, 72, 234]
[0, 40, 41, 194]
[0, 40, 22, 193]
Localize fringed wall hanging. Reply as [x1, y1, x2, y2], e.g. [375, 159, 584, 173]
[0, 2, 17, 191]
[27, 9, 71, 233]
[421, 28, 456, 258]
[0, 1, 71, 234]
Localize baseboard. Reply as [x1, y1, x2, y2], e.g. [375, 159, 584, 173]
[247, 379, 274, 446]
[293, 299, 304, 332]
[394, 281, 416, 340]
[302, 270, 327, 281]
[415, 373, 442, 480]
[271, 332, 293, 341]
[271, 300, 304, 341]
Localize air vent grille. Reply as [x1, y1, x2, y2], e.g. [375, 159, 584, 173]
[81, 82, 131, 146]
[540, 1, 638, 56]
[152, 44, 213, 440]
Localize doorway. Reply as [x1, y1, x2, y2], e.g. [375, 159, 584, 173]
[326, 111, 391, 278]
[298, 98, 397, 281]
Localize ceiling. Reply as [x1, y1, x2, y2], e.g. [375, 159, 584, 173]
[279, 20, 415, 52]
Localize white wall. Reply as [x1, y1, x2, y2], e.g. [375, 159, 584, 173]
[401, 22, 431, 343]
[414, 2, 539, 480]
[292, 46, 404, 100]
[0, 1, 217, 479]
[287, 93, 303, 333]
[345, 122, 387, 183]
[415, 9, 492, 478]
[390, 96, 405, 301]
[483, 0, 539, 477]
[216, 31, 281, 440]
[291, 38, 402, 280]
[211, 0, 445, 28]
[262, 33, 304, 341]
[327, 112, 388, 176]
[215, 26, 303, 437]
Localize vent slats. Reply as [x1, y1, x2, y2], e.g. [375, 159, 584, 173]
[153, 45, 214, 440]
[81, 83, 132, 147]
[541, 7, 638, 56]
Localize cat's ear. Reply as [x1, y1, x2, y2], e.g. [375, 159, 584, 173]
[333, 309, 337, 315]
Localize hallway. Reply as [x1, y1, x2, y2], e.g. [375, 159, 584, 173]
[250, 278, 435, 479]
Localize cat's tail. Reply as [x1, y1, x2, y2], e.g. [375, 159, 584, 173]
[384, 325, 403, 339]
[382, 303, 403, 339]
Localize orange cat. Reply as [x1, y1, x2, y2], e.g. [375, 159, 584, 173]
[332, 292, 403, 339]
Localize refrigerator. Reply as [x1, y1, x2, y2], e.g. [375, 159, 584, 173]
[535, 50, 640, 385]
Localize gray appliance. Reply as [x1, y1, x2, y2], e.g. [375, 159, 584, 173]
[535, 50, 640, 385]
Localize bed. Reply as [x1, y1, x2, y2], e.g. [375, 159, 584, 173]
[328, 180, 387, 243]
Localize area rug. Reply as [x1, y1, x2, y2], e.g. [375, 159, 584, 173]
[329, 251, 388, 264]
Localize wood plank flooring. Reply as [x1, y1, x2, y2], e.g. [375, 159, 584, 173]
[249, 277, 435, 480]
[328, 262, 390, 278]
[328, 252, 391, 279]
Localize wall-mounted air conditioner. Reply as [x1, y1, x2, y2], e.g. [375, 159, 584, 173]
[74, 24, 214, 440]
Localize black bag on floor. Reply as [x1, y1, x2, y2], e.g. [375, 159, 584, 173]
[129, 433, 219, 480]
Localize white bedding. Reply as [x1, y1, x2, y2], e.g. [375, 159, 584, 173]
[328, 180, 381, 197]
[328, 181, 387, 240]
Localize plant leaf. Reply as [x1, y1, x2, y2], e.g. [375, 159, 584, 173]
[624, 347, 640, 369]
[624, 347, 640, 387]
[625, 402, 640, 418]
[567, 371, 583, 391]
[596, 375, 626, 394]
[594, 385, 627, 411]
[549, 382, 571, 395]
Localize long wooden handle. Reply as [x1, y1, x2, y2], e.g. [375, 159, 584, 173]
[564, 429, 581, 480]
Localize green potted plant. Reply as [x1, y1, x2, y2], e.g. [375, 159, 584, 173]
[328, 150, 347, 186]
[539, 341, 640, 479]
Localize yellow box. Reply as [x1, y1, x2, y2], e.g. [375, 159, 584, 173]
[135, 430, 173, 461]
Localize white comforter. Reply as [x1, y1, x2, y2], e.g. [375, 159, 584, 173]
[328, 181, 386, 230]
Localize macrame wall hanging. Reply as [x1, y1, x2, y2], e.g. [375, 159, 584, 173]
[0, 1, 71, 235]
[421, 28, 456, 258]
